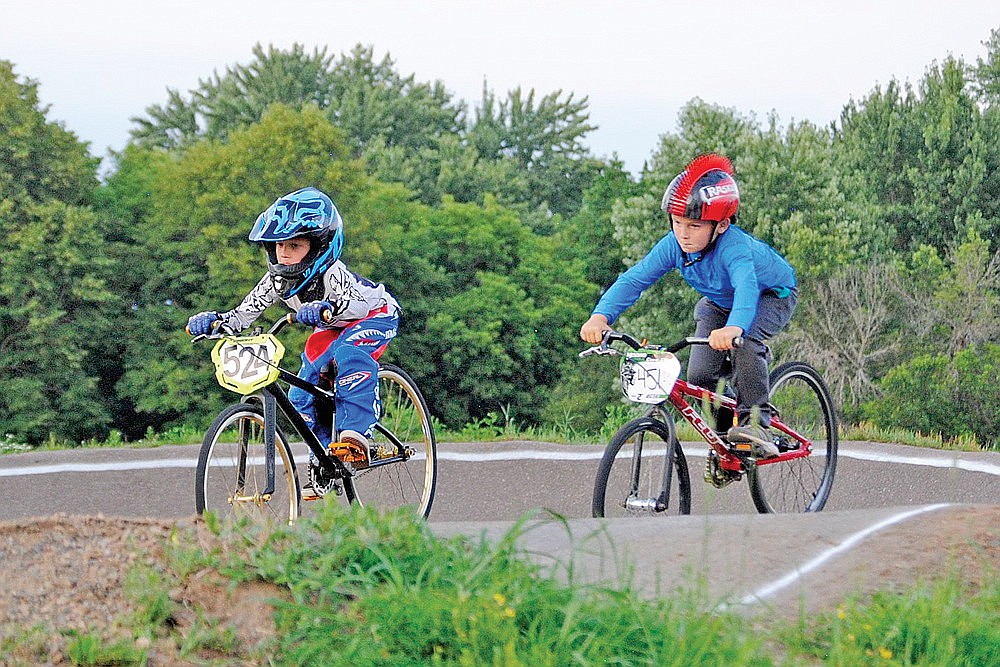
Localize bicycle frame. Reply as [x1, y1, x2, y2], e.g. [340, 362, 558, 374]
[667, 378, 814, 472]
[583, 330, 817, 473]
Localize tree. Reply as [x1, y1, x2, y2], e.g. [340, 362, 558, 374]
[972, 27, 1000, 246]
[902, 232, 1000, 356]
[782, 264, 909, 415]
[834, 57, 995, 254]
[864, 344, 1000, 446]
[468, 85, 600, 217]
[128, 43, 604, 218]
[0, 61, 108, 444]
[375, 196, 592, 427]
[0, 61, 97, 204]
[130, 43, 463, 159]
[739, 116, 871, 278]
[558, 159, 640, 289]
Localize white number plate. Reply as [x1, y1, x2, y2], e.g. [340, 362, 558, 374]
[210, 334, 285, 395]
[620, 351, 681, 404]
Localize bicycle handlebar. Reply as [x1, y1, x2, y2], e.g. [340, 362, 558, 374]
[187, 308, 335, 343]
[579, 330, 743, 358]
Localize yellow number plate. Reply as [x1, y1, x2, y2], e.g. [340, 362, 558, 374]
[210, 334, 285, 395]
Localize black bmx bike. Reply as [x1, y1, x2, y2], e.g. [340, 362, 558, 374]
[189, 313, 437, 524]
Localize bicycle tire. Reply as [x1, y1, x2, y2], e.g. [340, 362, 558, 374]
[195, 402, 300, 525]
[592, 416, 691, 518]
[748, 362, 838, 513]
[343, 363, 437, 518]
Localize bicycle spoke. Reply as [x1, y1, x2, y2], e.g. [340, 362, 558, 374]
[749, 363, 838, 513]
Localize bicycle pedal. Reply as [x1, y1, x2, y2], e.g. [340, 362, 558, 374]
[329, 441, 369, 468]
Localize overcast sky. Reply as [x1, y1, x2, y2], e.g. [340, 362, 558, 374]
[4, 1, 1000, 176]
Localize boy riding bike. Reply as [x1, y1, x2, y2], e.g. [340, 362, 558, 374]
[580, 154, 797, 458]
[187, 186, 400, 494]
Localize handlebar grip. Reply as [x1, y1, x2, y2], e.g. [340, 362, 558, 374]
[602, 330, 643, 350]
[185, 319, 224, 337]
[321, 308, 334, 323]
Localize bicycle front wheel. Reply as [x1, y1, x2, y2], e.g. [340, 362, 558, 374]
[592, 416, 691, 518]
[749, 362, 838, 513]
[344, 363, 437, 518]
[195, 402, 300, 525]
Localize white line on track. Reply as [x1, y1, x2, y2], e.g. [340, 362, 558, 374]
[1, 447, 997, 477]
[731, 503, 953, 607]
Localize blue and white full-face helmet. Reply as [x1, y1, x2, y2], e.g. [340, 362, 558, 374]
[249, 187, 344, 297]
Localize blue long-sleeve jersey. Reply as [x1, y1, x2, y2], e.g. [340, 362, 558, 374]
[593, 225, 796, 333]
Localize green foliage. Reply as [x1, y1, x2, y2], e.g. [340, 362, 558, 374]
[557, 159, 641, 289]
[130, 43, 462, 155]
[0, 62, 111, 443]
[906, 231, 1000, 355]
[63, 630, 148, 666]
[863, 344, 1000, 446]
[6, 31, 1000, 444]
[129, 43, 603, 219]
[789, 569, 1000, 666]
[381, 196, 592, 427]
[222, 502, 770, 666]
[0, 60, 99, 204]
[835, 57, 998, 255]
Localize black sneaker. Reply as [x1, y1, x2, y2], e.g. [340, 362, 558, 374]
[727, 423, 780, 458]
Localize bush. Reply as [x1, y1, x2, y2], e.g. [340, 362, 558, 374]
[863, 344, 1000, 446]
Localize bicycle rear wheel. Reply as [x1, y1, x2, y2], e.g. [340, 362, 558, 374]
[343, 363, 437, 518]
[592, 416, 691, 518]
[196, 402, 300, 525]
[749, 362, 838, 513]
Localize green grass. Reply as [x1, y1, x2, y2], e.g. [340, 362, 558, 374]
[3, 406, 995, 454]
[0, 425, 205, 454]
[3, 504, 996, 665]
[177, 503, 777, 665]
[784, 565, 1000, 666]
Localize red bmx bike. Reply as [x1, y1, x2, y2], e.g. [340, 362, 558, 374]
[582, 330, 837, 516]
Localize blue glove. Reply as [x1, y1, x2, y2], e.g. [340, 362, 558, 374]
[187, 311, 220, 335]
[297, 300, 334, 327]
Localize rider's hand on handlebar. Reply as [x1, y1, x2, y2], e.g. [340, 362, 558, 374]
[708, 325, 744, 351]
[297, 300, 343, 327]
[186, 311, 220, 336]
[580, 314, 610, 344]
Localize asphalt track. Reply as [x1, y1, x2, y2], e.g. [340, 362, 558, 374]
[2, 440, 998, 614]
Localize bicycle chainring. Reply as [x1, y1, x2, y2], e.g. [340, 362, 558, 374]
[704, 450, 742, 488]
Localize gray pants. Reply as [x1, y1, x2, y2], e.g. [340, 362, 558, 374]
[687, 290, 797, 424]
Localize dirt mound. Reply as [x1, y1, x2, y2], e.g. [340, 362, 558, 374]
[0, 513, 285, 664]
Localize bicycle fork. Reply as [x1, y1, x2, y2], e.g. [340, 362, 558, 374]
[625, 420, 678, 513]
[229, 393, 278, 508]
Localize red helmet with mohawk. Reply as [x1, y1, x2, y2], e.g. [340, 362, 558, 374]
[661, 153, 740, 223]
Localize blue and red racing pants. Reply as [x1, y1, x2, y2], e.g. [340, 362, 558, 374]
[288, 313, 399, 447]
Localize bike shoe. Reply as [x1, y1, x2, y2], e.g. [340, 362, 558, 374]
[727, 424, 780, 459]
